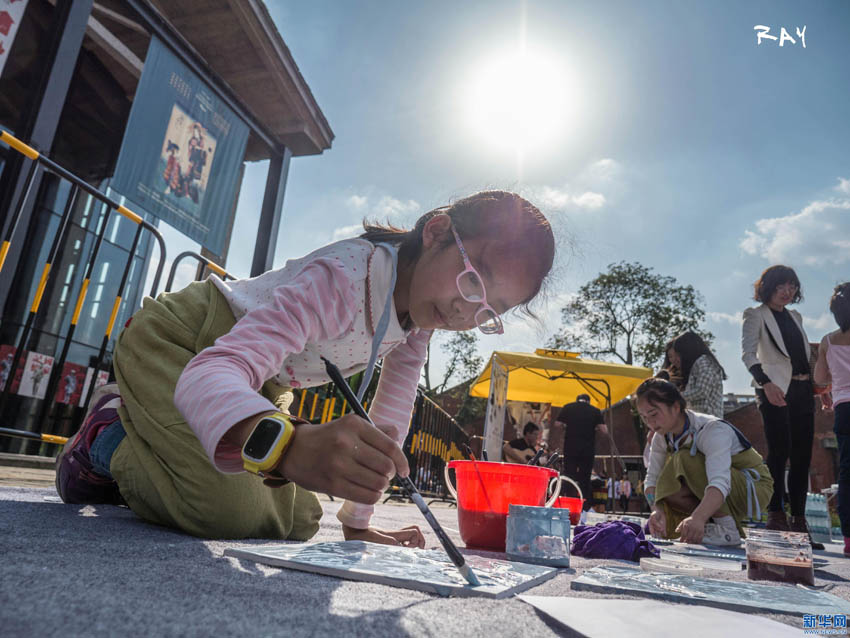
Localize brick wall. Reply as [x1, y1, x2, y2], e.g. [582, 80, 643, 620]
[724, 402, 838, 493]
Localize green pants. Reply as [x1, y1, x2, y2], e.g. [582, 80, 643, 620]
[110, 279, 322, 539]
[654, 443, 774, 537]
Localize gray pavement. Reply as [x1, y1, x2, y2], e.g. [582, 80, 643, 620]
[2, 477, 850, 636]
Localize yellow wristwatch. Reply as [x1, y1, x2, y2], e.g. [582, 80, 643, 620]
[241, 412, 295, 476]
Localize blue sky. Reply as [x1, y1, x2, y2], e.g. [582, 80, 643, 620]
[154, 0, 850, 395]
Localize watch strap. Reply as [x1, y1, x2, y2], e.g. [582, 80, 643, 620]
[242, 412, 295, 475]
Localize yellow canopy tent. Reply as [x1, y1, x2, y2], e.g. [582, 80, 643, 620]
[469, 349, 652, 409]
[469, 349, 652, 469]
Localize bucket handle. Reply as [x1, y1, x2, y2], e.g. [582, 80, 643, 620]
[545, 475, 563, 507]
[557, 475, 584, 502]
[444, 464, 457, 500]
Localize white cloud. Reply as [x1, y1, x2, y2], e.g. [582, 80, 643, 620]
[836, 177, 850, 195]
[528, 158, 616, 213]
[532, 186, 606, 212]
[707, 311, 743, 325]
[586, 158, 621, 180]
[801, 312, 835, 333]
[739, 198, 850, 265]
[343, 193, 419, 220]
[573, 192, 606, 210]
[334, 193, 420, 241]
[373, 195, 420, 219]
[331, 223, 363, 241]
[346, 194, 368, 210]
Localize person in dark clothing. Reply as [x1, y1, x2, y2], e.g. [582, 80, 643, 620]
[742, 264, 821, 547]
[555, 394, 608, 510]
[503, 422, 542, 464]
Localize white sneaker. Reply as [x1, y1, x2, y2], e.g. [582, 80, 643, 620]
[701, 518, 742, 547]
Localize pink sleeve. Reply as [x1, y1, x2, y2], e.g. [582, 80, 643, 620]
[174, 259, 358, 472]
[337, 328, 432, 529]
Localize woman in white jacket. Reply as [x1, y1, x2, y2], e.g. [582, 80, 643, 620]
[741, 265, 818, 543]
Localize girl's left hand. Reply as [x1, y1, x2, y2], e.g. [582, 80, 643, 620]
[342, 524, 426, 548]
[676, 516, 706, 544]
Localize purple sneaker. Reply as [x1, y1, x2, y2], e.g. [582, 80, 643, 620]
[55, 383, 125, 505]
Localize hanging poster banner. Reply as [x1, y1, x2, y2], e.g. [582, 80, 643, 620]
[78, 369, 109, 407]
[18, 352, 53, 399]
[483, 354, 509, 462]
[0, 0, 29, 79]
[0, 344, 23, 393]
[54, 361, 87, 405]
[111, 37, 249, 255]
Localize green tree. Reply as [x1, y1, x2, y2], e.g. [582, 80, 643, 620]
[423, 330, 484, 395]
[423, 330, 486, 425]
[549, 261, 713, 368]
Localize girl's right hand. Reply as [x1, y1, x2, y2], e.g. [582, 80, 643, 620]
[278, 414, 409, 504]
[648, 508, 667, 538]
[763, 382, 787, 407]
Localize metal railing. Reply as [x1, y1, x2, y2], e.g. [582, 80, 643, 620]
[290, 378, 469, 501]
[400, 392, 469, 499]
[0, 130, 167, 449]
[165, 251, 235, 292]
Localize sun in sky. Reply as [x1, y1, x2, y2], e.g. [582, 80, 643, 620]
[463, 45, 576, 162]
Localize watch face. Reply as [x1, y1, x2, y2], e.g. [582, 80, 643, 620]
[244, 419, 283, 460]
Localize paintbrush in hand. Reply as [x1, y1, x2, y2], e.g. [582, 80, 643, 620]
[321, 356, 481, 587]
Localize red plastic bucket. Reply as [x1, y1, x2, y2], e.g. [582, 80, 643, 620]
[445, 460, 560, 551]
[555, 497, 584, 525]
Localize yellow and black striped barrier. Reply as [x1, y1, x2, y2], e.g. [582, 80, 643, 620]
[164, 250, 234, 292]
[0, 130, 168, 449]
[0, 426, 67, 446]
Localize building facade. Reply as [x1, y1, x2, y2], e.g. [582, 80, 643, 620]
[0, 0, 331, 453]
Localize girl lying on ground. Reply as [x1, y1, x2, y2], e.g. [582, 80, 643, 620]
[56, 190, 555, 545]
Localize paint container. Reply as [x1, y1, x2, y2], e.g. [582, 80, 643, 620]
[746, 529, 814, 586]
[554, 497, 584, 526]
[445, 461, 561, 551]
[505, 504, 571, 567]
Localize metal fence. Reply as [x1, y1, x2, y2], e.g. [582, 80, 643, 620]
[290, 377, 470, 501]
[0, 131, 236, 452]
[400, 392, 469, 499]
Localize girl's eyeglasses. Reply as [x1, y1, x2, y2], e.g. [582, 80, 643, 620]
[450, 225, 504, 335]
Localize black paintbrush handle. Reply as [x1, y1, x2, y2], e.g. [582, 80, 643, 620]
[320, 357, 478, 584]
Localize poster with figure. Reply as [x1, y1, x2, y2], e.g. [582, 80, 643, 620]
[0, 344, 23, 394]
[18, 352, 54, 399]
[483, 354, 509, 462]
[77, 369, 110, 407]
[110, 37, 248, 255]
[158, 105, 218, 214]
[0, 0, 29, 79]
[54, 362, 87, 405]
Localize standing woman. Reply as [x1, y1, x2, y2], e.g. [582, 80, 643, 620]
[742, 265, 819, 542]
[814, 283, 850, 556]
[663, 331, 727, 418]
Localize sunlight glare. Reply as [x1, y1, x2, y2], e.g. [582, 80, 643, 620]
[464, 48, 574, 153]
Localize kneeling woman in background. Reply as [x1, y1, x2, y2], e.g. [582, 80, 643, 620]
[640, 379, 773, 546]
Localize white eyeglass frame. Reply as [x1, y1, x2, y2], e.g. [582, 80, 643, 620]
[450, 225, 504, 335]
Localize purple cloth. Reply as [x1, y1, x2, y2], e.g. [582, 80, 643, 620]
[571, 520, 660, 561]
